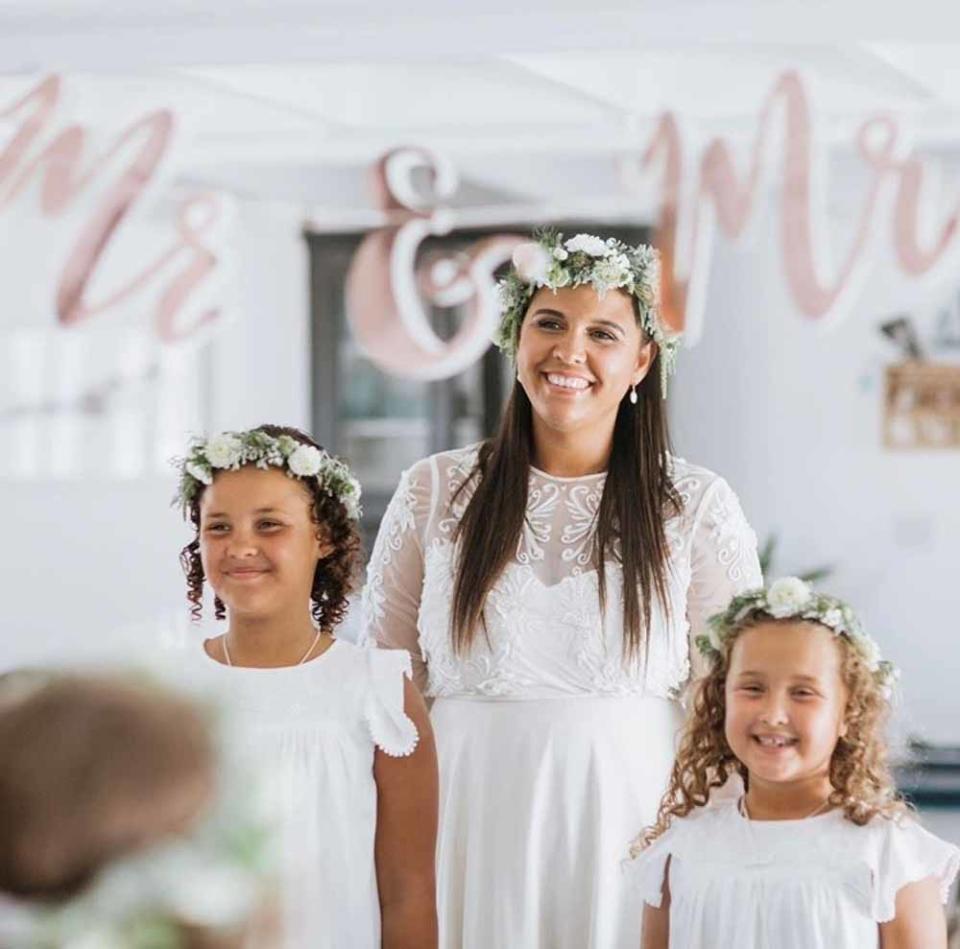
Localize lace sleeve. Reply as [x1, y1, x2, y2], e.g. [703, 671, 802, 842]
[687, 475, 762, 678]
[359, 461, 433, 692]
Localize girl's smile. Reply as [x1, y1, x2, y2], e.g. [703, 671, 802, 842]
[199, 466, 327, 620]
[725, 620, 849, 802]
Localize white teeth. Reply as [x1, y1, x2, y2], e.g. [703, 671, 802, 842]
[755, 735, 794, 748]
[546, 373, 590, 390]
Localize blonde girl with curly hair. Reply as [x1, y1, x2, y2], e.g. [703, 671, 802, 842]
[631, 577, 959, 949]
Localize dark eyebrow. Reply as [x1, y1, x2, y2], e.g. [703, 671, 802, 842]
[531, 310, 627, 336]
[204, 506, 284, 519]
[592, 319, 626, 336]
[735, 671, 822, 685]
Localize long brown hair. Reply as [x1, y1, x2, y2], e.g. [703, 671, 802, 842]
[633, 615, 906, 853]
[450, 313, 680, 661]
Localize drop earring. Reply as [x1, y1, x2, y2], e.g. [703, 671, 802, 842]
[629, 384, 638, 405]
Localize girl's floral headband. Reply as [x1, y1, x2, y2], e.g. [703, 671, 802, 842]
[696, 577, 900, 696]
[173, 430, 362, 520]
[494, 229, 681, 394]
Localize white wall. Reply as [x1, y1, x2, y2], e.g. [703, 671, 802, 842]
[0, 199, 311, 668]
[671, 205, 960, 744]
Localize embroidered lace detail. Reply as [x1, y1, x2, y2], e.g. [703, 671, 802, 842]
[363, 448, 761, 700]
[361, 466, 420, 635]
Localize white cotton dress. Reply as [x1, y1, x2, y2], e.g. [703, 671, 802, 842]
[181, 639, 418, 949]
[361, 445, 762, 949]
[630, 798, 960, 948]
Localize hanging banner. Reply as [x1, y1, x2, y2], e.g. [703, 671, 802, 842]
[349, 70, 960, 379]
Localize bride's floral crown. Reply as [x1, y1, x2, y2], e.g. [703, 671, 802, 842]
[174, 429, 362, 520]
[696, 577, 899, 696]
[494, 229, 681, 392]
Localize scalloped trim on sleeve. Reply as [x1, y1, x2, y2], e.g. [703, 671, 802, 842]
[364, 648, 420, 758]
[871, 816, 960, 922]
[622, 829, 678, 909]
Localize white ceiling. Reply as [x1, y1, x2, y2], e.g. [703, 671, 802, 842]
[2, 2, 960, 216]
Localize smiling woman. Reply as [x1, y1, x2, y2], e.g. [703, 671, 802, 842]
[362, 230, 763, 949]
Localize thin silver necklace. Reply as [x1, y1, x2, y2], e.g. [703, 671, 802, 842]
[737, 793, 832, 868]
[222, 629, 322, 668]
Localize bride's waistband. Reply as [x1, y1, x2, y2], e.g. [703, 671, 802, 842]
[430, 691, 675, 705]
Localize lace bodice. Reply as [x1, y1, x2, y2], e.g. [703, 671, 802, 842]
[361, 445, 762, 700]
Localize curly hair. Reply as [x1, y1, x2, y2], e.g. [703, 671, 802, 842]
[178, 424, 362, 631]
[632, 614, 906, 854]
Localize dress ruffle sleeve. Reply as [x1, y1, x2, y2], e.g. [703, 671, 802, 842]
[364, 647, 419, 758]
[870, 816, 960, 922]
[624, 824, 682, 909]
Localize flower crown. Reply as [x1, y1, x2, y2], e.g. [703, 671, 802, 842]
[174, 429, 362, 520]
[695, 577, 899, 696]
[494, 230, 681, 392]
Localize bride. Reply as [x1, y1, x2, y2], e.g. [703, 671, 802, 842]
[362, 229, 762, 948]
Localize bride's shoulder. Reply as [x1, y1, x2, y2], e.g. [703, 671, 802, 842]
[419, 443, 483, 484]
[667, 455, 725, 503]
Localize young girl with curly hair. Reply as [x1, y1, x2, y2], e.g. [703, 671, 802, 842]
[632, 577, 959, 949]
[174, 424, 438, 949]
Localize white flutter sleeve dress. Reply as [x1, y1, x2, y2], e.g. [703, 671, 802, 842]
[361, 446, 762, 949]
[182, 639, 418, 949]
[630, 799, 960, 948]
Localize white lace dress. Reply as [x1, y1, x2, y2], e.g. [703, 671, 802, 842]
[630, 799, 960, 948]
[178, 640, 418, 949]
[361, 446, 762, 949]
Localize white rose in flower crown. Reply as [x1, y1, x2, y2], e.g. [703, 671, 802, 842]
[204, 434, 243, 469]
[855, 634, 882, 671]
[552, 246, 569, 261]
[512, 242, 553, 284]
[565, 233, 608, 257]
[287, 444, 323, 477]
[592, 257, 632, 291]
[765, 577, 813, 618]
[820, 607, 844, 632]
[186, 461, 213, 486]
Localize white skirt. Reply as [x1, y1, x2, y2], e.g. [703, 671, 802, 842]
[431, 694, 683, 949]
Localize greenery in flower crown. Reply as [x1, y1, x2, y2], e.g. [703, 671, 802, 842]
[173, 429, 362, 521]
[695, 577, 900, 697]
[494, 228, 681, 392]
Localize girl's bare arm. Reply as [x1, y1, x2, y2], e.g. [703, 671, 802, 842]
[878, 876, 946, 949]
[641, 855, 671, 949]
[373, 679, 439, 949]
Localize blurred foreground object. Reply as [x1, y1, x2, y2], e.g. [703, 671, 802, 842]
[0, 670, 274, 948]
